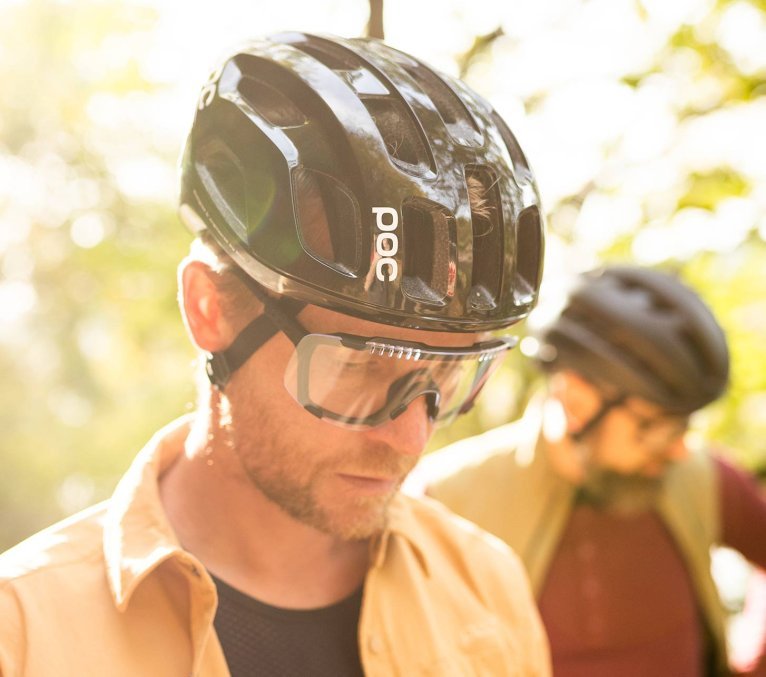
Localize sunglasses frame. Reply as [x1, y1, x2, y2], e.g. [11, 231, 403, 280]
[286, 330, 517, 428]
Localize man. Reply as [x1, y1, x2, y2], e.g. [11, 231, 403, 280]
[417, 265, 766, 677]
[0, 33, 550, 676]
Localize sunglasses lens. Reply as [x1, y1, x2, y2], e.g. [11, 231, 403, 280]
[283, 335, 514, 428]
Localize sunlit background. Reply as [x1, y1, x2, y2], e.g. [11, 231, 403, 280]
[2, 1, 765, 638]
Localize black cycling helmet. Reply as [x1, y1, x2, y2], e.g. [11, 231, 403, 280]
[537, 266, 729, 414]
[179, 32, 544, 333]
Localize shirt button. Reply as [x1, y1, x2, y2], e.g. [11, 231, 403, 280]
[368, 635, 384, 654]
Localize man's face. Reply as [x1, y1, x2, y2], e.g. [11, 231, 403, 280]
[218, 303, 485, 541]
[592, 397, 689, 476]
[577, 396, 689, 514]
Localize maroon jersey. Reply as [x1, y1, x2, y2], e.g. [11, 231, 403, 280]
[538, 457, 766, 677]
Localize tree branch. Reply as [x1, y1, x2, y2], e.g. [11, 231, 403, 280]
[366, 0, 384, 39]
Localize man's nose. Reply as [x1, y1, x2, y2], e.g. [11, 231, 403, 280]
[362, 395, 434, 457]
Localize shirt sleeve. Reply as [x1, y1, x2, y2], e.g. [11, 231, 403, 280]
[717, 456, 766, 568]
[0, 582, 24, 677]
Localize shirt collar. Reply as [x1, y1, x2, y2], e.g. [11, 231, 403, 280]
[103, 416, 431, 607]
[103, 416, 197, 611]
[372, 493, 430, 575]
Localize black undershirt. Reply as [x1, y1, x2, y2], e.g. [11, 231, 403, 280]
[212, 574, 365, 677]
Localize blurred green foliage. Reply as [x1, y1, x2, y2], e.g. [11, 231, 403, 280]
[0, 0, 195, 548]
[1, 0, 765, 551]
[429, 1, 766, 464]
[679, 169, 751, 211]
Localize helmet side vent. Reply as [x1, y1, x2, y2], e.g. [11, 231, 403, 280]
[401, 199, 455, 305]
[294, 167, 362, 275]
[466, 165, 504, 310]
[514, 206, 543, 305]
[238, 76, 307, 128]
[195, 139, 250, 241]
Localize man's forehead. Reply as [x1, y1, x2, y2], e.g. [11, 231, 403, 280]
[625, 396, 684, 419]
[298, 304, 490, 348]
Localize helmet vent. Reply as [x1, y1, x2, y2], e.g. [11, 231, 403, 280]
[293, 167, 361, 275]
[401, 199, 455, 305]
[361, 98, 432, 173]
[289, 39, 360, 71]
[239, 76, 307, 128]
[514, 206, 543, 305]
[399, 62, 482, 147]
[466, 165, 504, 308]
[196, 139, 249, 241]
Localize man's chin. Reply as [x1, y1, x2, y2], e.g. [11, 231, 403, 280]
[306, 494, 394, 542]
[577, 468, 664, 516]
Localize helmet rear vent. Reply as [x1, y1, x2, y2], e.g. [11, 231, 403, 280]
[466, 165, 504, 309]
[514, 206, 543, 305]
[399, 62, 482, 147]
[239, 76, 307, 128]
[361, 98, 433, 173]
[401, 199, 455, 305]
[294, 167, 362, 275]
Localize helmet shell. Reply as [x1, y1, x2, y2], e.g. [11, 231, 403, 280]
[180, 32, 544, 332]
[538, 266, 729, 413]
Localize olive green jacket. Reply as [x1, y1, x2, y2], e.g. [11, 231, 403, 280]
[420, 404, 728, 675]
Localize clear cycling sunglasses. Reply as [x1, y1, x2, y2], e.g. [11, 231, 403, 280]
[284, 330, 516, 429]
[206, 284, 517, 430]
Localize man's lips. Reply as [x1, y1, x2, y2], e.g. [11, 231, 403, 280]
[336, 473, 399, 493]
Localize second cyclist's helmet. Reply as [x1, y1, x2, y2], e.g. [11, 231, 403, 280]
[180, 32, 544, 332]
[537, 266, 729, 413]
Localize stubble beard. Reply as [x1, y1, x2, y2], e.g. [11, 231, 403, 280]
[577, 461, 664, 516]
[218, 393, 415, 541]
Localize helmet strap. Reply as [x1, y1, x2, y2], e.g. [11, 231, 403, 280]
[206, 313, 278, 389]
[205, 276, 306, 389]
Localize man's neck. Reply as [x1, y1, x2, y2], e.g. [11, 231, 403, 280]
[158, 412, 370, 609]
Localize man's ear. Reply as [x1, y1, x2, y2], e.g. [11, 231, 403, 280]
[178, 259, 235, 352]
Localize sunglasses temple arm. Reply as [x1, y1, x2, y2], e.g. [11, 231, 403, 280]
[570, 394, 626, 444]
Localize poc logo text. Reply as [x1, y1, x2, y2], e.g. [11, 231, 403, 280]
[372, 207, 399, 282]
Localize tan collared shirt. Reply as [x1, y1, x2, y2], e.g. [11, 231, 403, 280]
[0, 418, 550, 676]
